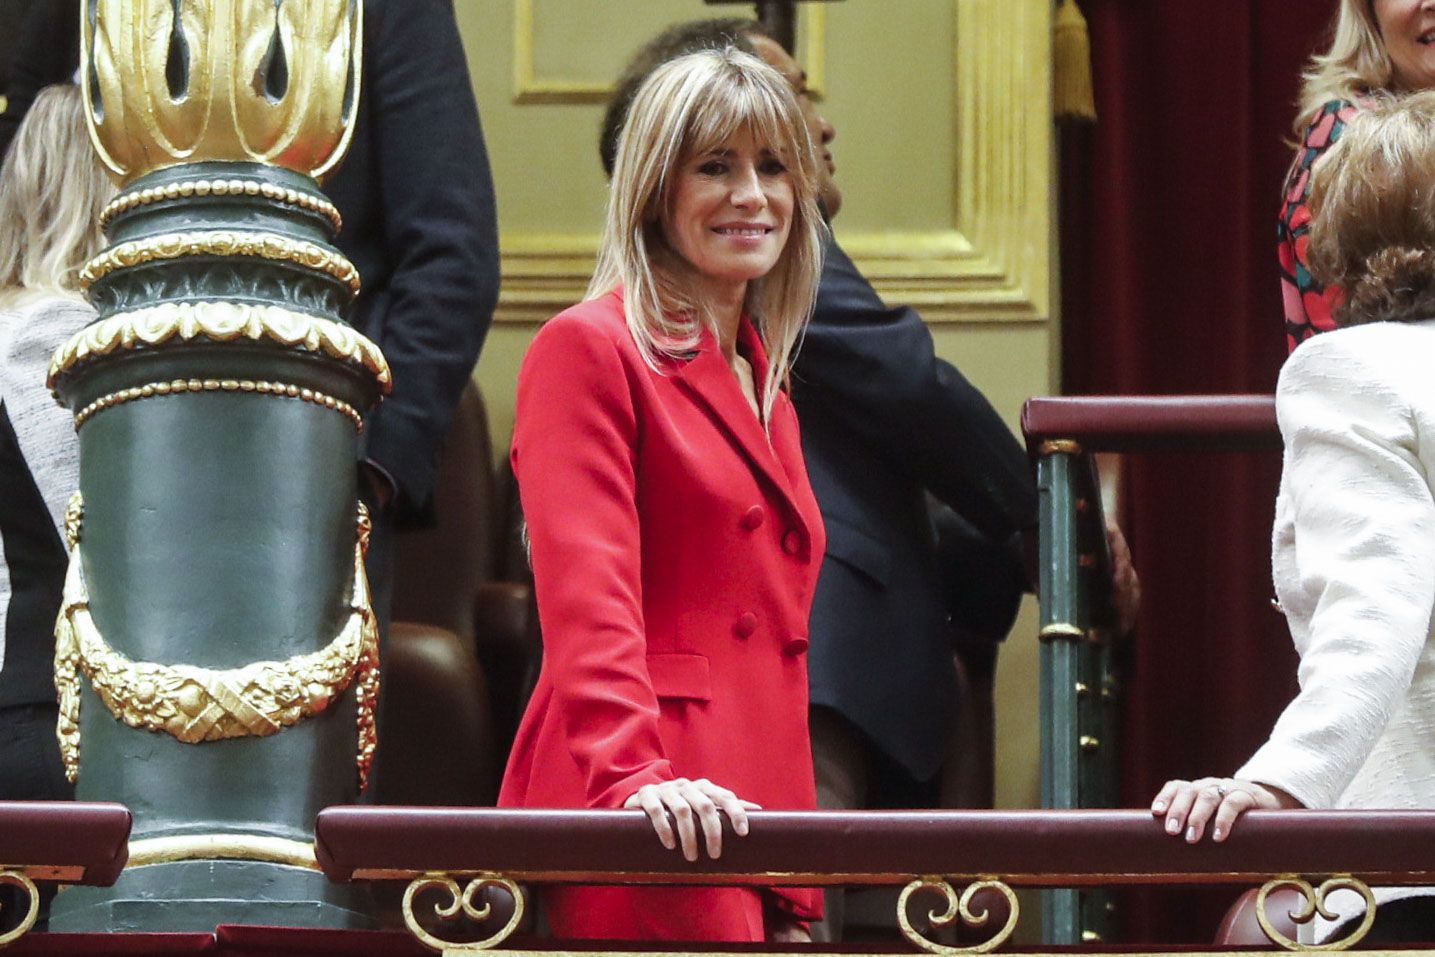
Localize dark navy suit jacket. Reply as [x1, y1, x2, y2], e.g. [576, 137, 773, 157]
[792, 236, 1038, 781]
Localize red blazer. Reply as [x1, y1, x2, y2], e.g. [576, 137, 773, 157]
[498, 289, 826, 933]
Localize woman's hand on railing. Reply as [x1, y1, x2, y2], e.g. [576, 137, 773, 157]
[1151, 776, 1302, 843]
[624, 778, 761, 862]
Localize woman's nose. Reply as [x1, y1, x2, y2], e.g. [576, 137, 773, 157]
[817, 113, 835, 145]
[729, 166, 766, 207]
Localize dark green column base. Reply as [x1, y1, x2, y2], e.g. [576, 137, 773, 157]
[49, 861, 373, 932]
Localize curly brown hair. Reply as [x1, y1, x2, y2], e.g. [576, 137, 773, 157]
[1307, 90, 1435, 328]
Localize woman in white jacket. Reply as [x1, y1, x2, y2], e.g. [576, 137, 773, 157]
[1153, 90, 1435, 939]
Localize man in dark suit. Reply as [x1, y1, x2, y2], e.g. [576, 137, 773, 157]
[0, 0, 500, 623]
[601, 19, 1138, 938]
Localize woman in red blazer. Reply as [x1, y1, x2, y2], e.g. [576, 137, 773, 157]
[497, 48, 827, 942]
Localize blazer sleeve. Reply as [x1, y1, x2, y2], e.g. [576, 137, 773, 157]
[512, 315, 676, 808]
[794, 236, 1037, 542]
[356, 0, 500, 523]
[1237, 334, 1435, 808]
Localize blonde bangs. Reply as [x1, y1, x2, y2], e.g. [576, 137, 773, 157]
[588, 46, 827, 429]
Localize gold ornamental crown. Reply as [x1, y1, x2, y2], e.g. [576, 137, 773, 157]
[82, 0, 362, 185]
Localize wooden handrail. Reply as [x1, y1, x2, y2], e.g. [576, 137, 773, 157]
[1021, 395, 1279, 453]
[315, 807, 1435, 887]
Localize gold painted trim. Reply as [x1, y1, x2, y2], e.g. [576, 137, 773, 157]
[1256, 876, 1377, 952]
[1039, 623, 1085, 642]
[403, 874, 525, 953]
[510, 1, 827, 105]
[54, 499, 381, 791]
[49, 302, 390, 391]
[101, 180, 343, 233]
[896, 878, 1019, 955]
[0, 870, 39, 948]
[78, 232, 361, 295]
[74, 377, 364, 432]
[128, 835, 319, 871]
[1038, 439, 1083, 456]
[82, 0, 363, 184]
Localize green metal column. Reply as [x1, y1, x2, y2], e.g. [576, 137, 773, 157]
[1037, 445, 1083, 945]
[48, 0, 385, 932]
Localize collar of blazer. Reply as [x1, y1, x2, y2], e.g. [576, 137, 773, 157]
[673, 318, 811, 540]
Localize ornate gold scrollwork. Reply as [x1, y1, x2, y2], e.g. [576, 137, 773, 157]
[49, 302, 390, 392]
[0, 870, 39, 948]
[77, 232, 361, 295]
[401, 874, 525, 953]
[896, 877, 1019, 955]
[82, 0, 362, 184]
[54, 497, 380, 790]
[1255, 876, 1377, 952]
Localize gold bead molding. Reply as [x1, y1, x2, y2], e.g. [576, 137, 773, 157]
[54, 498, 381, 791]
[49, 302, 390, 391]
[73, 377, 364, 432]
[101, 179, 343, 233]
[78, 231, 361, 295]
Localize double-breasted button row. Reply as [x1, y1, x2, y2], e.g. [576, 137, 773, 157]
[782, 636, 809, 656]
[740, 505, 765, 530]
[782, 530, 802, 555]
[733, 612, 758, 638]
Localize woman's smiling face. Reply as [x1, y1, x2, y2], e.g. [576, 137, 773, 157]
[1376, 0, 1435, 91]
[662, 126, 794, 300]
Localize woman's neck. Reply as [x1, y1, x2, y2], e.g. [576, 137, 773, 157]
[699, 278, 747, 360]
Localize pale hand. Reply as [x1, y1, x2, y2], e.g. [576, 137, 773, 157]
[624, 778, 761, 862]
[1151, 776, 1302, 843]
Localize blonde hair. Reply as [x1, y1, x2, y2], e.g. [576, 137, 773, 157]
[588, 46, 825, 427]
[0, 85, 113, 310]
[1306, 90, 1435, 326]
[1294, 0, 1390, 135]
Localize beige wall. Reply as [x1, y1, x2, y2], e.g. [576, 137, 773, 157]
[455, 0, 1055, 811]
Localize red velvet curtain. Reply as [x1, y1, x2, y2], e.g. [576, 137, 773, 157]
[1059, 0, 1338, 943]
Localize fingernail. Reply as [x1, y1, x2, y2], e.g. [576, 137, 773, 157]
[1212, 827, 1223, 841]
[1186, 826, 1197, 842]
[1166, 818, 1180, 834]
[1152, 801, 1166, 813]
[736, 821, 749, 836]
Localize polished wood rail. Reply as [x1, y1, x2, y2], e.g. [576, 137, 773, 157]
[315, 807, 1435, 886]
[1021, 395, 1279, 453]
[0, 801, 131, 885]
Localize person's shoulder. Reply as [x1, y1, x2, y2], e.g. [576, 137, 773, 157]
[526, 290, 637, 368]
[1279, 321, 1432, 406]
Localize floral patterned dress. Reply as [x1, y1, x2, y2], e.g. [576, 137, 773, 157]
[1278, 99, 1361, 354]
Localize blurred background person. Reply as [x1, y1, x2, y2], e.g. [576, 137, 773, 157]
[1156, 91, 1435, 942]
[0, 81, 112, 920]
[1280, 0, 1435, 352]
[499, 47, 827, 943]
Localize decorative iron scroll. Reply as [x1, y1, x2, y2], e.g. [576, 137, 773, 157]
[78, 231, 362, 294]
[82, 0, 363, 183]
[0, 870, 39, 948]
[402, 874, 526, 953]
[1255, 876, 1378, 952]
[54, 495, 381, 789]
[896, 878, 1020, 955]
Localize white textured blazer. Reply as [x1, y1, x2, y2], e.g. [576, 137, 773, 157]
[1238, 319, 1435, 931]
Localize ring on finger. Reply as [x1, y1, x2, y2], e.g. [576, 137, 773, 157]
[1216, 785, 1229, 798]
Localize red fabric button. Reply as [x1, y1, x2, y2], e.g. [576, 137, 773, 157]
[734, 612, 757, 638]
[782, 530, 802, 555]
[740, 506, 765, 531]
[782, 636, 809, 656]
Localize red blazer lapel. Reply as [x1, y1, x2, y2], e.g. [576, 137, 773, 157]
[674, 323, 808, 534]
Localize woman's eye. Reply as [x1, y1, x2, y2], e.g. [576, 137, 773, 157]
[759, 158, 788, 175]
[697, 161, 727, 176]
